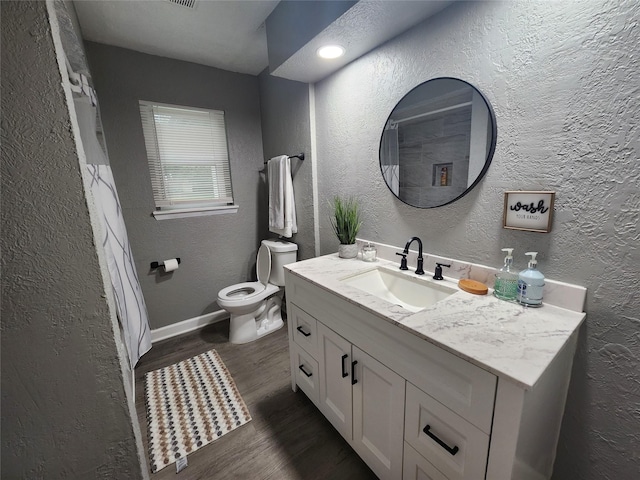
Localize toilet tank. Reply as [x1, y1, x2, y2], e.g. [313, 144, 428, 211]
[262, 239, 298, 286]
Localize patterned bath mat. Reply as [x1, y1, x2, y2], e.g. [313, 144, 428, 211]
[144, 349, 252, 473]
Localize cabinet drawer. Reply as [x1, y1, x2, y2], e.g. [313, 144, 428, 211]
[292, 344, 319, 406]
[403, 442, 449, 480]
[290, 304, 318, 358]
[405, 383, 489, 480]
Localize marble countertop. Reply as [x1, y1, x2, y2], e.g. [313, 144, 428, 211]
[285, 254, 586, 390]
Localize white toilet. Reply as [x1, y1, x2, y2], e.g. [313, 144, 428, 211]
[217, 239, 298, 344]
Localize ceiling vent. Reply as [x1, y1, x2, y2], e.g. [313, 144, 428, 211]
[165, 0, 197, 9]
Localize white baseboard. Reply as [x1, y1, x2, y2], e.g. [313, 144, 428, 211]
[150, 310, 229, 344]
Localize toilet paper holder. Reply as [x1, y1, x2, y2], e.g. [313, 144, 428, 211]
[150, 258, 181, 270]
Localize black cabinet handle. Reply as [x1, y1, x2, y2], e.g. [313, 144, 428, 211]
[298, 365, 312, 378]
[296, 325, 311, 337]
[423, 425, 459, 456]
[341, 354, 349, 378]
[351, 360, 358, 385]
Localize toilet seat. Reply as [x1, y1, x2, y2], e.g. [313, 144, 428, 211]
[217, 281, 279, 305]
[256, 243, 271, 286]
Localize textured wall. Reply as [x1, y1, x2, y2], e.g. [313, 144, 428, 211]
[85, 43, 266, 330]
[1, 2, 142, 478]
[258, 70, 314, 260]
[311, 1, 639, 478]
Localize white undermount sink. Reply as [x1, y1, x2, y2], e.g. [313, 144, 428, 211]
[340, 266, 457, 312]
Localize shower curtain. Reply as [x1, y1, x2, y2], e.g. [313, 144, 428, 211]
[75, 95, 151, 367]
[380, 125, 400, 196]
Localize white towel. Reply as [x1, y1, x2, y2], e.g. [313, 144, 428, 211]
[268, 155, 297, 238]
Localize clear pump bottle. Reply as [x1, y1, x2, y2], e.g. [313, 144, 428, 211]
[517, 252, 545, 307]
[494, 248, 518, 301]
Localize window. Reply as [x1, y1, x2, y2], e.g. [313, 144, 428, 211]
[139, 101, 237, 219]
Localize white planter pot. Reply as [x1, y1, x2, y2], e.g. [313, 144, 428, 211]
[338, 243, 358, 259]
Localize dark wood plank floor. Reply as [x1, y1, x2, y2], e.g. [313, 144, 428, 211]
[135, 319, 377, 480]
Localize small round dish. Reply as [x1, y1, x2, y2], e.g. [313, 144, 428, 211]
[458, 279, 489, 295]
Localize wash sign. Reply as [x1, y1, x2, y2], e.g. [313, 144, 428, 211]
[503, 191, 555, 233]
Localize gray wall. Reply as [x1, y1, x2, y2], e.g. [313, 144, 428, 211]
[1, 2, 142, 478]
[258, 70, 315, 260]
[85, 42, 266, 330]
[308, 1, 639, 478]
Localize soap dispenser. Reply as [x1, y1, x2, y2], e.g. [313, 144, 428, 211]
[494, 248, 518, 301]
[517, 252, 545, 307]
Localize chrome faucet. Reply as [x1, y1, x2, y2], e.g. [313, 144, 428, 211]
[396, 236, 425, 275]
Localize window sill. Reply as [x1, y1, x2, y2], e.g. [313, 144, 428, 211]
[152, 205, 239, 220]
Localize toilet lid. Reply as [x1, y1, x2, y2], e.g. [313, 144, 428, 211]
[256, 243, 271, 286]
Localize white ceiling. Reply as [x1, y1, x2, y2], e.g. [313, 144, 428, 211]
[74, 0, 280, 75]
[74, 0, 452, 82]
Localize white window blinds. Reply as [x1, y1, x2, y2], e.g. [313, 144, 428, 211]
[139, 102, 234, 209]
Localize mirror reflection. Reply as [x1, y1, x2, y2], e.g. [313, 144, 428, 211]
[380, 77, 497, 208]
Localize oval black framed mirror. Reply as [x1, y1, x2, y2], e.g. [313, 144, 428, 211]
[379, 77, 497, 208]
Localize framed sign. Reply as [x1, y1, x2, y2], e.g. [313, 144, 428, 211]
[503, 191, 555, 233]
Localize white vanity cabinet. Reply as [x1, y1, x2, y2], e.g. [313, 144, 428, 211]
[285, 263, 581, 480]
[286, 271, 496, 480]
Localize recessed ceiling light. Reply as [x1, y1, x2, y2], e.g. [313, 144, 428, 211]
[317, 45, 345, 59]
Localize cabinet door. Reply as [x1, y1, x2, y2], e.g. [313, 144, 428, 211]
[352, 346, 406, 480]
[318, 322, 353, 440]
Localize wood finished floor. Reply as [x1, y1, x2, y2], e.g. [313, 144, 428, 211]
[135, 320, 377, 480]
